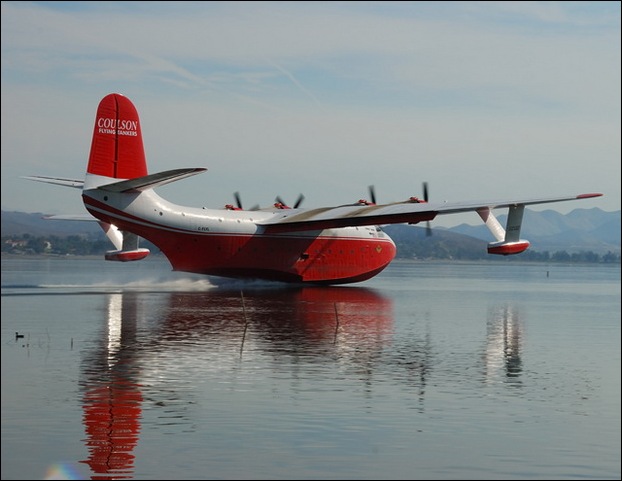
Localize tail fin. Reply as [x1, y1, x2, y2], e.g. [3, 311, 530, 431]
[87, 93, 148, 179]
[86, 93, 150, 262]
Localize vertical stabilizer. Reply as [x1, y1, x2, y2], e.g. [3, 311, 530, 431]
[87, 93, 148, 179]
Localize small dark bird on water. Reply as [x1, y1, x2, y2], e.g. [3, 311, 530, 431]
[15, 332, 24, 339]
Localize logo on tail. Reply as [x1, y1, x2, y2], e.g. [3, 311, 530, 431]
[87, 93, 148, 180]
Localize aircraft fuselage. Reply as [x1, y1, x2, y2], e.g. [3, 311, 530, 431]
[83, 188, 396, 284]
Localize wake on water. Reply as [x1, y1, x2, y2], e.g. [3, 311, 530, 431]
[2, 274, 303, 296]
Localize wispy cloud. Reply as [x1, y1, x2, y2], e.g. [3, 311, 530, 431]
[1, 1, 619, 221]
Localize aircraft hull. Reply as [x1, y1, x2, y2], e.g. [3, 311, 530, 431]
[84, 195, 396, 284]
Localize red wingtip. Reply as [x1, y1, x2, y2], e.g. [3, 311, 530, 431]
[576, 193, 604, 199]
[87, 93, 148, 179]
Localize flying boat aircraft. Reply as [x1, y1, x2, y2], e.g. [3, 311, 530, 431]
[24, 93, 603, 285]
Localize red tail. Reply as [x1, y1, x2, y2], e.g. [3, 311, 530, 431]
[87, 93, 148, 179]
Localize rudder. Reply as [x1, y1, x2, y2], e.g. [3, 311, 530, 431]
[87, 93, 148, 179]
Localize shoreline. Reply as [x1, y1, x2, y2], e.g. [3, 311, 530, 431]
[2, 251, 618, 266]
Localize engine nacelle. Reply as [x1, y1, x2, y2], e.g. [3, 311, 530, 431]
[487, 240, 530, 256]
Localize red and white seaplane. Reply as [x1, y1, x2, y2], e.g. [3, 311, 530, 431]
[24, 93, 602, 285]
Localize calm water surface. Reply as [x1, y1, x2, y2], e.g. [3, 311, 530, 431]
[1, 256, 620, 480]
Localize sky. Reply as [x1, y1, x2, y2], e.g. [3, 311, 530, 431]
[1, 1, 620, 228]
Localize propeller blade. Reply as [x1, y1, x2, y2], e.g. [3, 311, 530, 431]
[293, 194, 305, 208]
[422, 181, 431, 235]
[234, 191, 243, 209]
[275, 194, 304, 208]
[368, 185, 377, 205]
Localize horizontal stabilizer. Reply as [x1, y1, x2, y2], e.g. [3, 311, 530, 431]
[97, 168, 207, 193]
[22, 176, 84, 189]
[43, 214, 97, 222]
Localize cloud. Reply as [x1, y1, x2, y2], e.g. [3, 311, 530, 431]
[1, 1, 619, 224]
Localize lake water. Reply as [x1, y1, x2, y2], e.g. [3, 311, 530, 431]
[1, 256, 620, 480]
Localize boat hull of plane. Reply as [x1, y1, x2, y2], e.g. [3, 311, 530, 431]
[160, 231, 396, 284]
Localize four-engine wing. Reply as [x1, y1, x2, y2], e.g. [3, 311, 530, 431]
[258, 192, 603, 255]
[258, 193, 603, 233]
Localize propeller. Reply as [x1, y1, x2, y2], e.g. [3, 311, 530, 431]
[229, 192, 259, 210]
[368, 185, 377, 205]
[354, 185, 377, 205]
[293, 194, 305, 208]
[234, 191, 243, 210]
[422, 182, 432, 236]
[275, 193, 305, 209]
[405, 182, 431, 235]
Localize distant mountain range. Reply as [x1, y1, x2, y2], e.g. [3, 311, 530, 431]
[2, 207, 620, 256]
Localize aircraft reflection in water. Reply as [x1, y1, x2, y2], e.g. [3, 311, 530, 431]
[78, 287, 524, 480]
[482, 304, 523, 384]
[79, 293, 144, 480]
[78, 287, 395, 480]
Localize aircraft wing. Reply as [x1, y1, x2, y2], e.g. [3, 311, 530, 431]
[257, 193, 603, 233]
